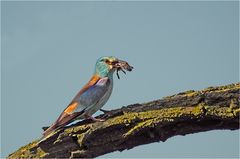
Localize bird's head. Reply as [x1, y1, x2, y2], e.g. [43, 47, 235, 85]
[95, 56, 133, 78]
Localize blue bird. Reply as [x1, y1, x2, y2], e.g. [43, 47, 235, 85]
[43, 56, 133, 137]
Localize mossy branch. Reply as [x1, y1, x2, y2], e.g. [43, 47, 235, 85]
[8, 83, 240, 158]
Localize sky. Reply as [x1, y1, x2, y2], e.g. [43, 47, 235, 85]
[1, 1, 239, 158]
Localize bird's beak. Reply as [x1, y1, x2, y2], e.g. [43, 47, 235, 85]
[113, 59, 133, 71]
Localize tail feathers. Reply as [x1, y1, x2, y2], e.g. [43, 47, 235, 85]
[42, 111, 84, 138]
[42, 122, 59, 137]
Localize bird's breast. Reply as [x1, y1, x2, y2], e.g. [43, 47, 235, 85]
[85, 79, 113, 116]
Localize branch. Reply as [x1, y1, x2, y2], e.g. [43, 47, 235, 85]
[8, 83, 240, 158]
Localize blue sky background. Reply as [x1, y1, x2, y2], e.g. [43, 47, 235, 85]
[1, 1, 239, 158]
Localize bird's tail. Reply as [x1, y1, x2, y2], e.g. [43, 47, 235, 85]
[42, 111, 85, 138]
[42, 122, 59, 138]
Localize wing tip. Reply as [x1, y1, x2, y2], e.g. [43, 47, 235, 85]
[42, 124, 57, 138]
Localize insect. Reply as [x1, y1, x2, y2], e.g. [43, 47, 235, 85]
[115, 60, 133, 79]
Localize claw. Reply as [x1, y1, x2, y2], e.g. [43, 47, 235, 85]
[84, 114, 105, 122]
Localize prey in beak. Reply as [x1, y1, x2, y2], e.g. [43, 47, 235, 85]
[113, 59, 133, 79]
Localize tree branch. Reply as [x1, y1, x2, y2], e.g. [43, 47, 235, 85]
[8, 83, 240, 158]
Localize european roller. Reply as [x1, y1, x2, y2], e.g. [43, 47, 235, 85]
[43, 56, 133, 137]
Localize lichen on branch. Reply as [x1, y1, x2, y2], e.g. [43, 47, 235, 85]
[7, 83, 240, 158]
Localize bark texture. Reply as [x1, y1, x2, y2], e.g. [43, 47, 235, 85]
[8, 83, 240, 158]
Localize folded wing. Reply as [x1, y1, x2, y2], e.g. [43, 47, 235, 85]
[42, 76, 110, 137]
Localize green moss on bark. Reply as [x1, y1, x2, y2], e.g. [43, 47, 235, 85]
[7, 83, 239, 158]
[8, 140, 47, 159]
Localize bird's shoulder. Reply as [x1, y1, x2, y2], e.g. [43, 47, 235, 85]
[72, 74, 101, 101]
[63, 75, 111, 114]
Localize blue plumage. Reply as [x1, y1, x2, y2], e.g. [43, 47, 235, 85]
[42, 56, 133, 137]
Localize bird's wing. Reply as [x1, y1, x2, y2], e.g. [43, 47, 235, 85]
[77, 77, 110, 107]
[42, 75, 110, 137]
[61, 74, 105, 114]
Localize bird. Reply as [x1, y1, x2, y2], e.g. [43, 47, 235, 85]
[42, 56, 133, 137]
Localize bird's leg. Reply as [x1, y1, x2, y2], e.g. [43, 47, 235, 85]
[121, 69, 126, 74]
[84, 114, 105, 122]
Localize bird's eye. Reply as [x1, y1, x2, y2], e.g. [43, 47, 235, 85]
[105, 59, 110, 63]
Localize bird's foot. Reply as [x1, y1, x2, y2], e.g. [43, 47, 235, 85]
[90, 116, 105, 122]
[85, 114, 105, 122]
[100, 110, 113, 119]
